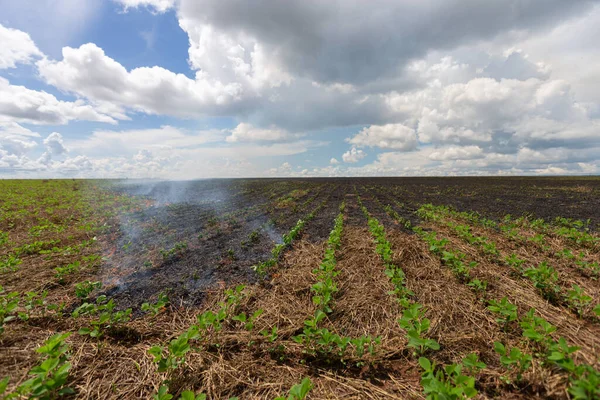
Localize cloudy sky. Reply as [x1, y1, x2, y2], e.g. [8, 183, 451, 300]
[1, 0, 599, 178]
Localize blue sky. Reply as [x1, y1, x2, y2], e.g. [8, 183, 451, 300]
[1, 0, 600, 178]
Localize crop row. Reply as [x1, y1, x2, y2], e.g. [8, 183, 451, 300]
[381, 201, 600, 397]
[355, 194, 492, 398]
[253, 198, 328, 277]
[293, 201, 381, 362]
[145, 284, 313, 399]
[420, 203, 600, 276]
[417, 204, 600, 320]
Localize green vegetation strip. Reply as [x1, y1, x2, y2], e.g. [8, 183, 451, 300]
[417, 204, 600, 319]
[382, 201, 600, 397]
[293, 201, 381, 362]
[146, 284, 313, 400]
[356, 193, 488, 398]
[253, 198, 328, 277]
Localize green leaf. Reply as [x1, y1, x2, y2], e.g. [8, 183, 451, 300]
[78, 327, 92, 336]
[0, 377, 9, 394]
[179, 391, 195, 400]
[494, 341, 506, 355]
[418, 357, 432, 371]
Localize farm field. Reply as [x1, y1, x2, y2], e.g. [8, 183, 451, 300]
[1, 177, 600, 399]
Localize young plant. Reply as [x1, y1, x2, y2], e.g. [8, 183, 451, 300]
[565, 284, 592, 317]
[0, 286, 19, 335]
[274, 377, 313, 400]
[72, 296, 132, 338]
[350, 335, 381, 359]
[141, 292, 170, 316]
[231, 309, 264, 331]
[0, 255, 21, 273]
[223, 284, 246, 309]
[519, 308, 556, 345]
[421, 232, 449, 255]
[481, 241, 499, 256]
[179, 391, 207, 400]
[310, 207, 344, 313]
[18, 291, 48, 321]
[398, 303, 440, 355]
[260, 326, 278, 343]
[74, 281, 102, 299]
[461, 353, 487, 376]
[148, 325, 199, 373]
[546, 337, 580, 374]
[569, 365, 600, 400]
[487, 297, 517, 329]
[160, 242, 188, 259]
[504, 254, 525, 272]
[252, 203, 325, 278]
[54, 261, 81, 282]
[441, 250, 475, 282]
[418, 355, 482, 399]
[522, 262, 560, 301]
[10, 333, 74, 398]
[153, 385, 173, 400]
[494, 342, 532, 383]
[467, 279, 488, 295]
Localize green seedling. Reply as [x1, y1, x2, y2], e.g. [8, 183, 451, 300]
[494, 342, 532, 382]
[179, 391, 207, 400]
[54, 261, 81, 282]
[231, 309, 264, 331]
[546, 337, 580, 373]
[153, 385, 172, 400]
[569, 365, 600, 400]
[275, 377, 313, 400]
[461, 353, 486, 376]
[72, 296, 132, 338]
[398, 303, 440, 355]
[504, 254, 525, 272]
[260, 326, 278, 342]
[487, 297, 517, 328]
[467, 279, 487, 295]
[441, 250, 475, 282]
[141, 292, 170, 316]
[523, 262, 560, 301]
[0, 255, 21, 273]
[74, 281, 102, 299]
[149, 325, 200, 373]
[519, 308, 556, 345]
[565, 285, 592, 317]
[7, 333, 74, 398]
[0, 286, 19, 335]
[418, 355, 481, 399]
[160, 242, 188, 259]
[18, 291, 48, 321]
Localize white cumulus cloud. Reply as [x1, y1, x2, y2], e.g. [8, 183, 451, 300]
[348, 124, 418, 151]
[0, 24, 42, 69]
[0, 77, 118, 125]
[342, 147, 366, 163]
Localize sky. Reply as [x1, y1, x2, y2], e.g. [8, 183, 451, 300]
[1, 0, 600, 179]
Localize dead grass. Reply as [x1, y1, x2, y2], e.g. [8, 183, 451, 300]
[426, 221, 600, 367]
